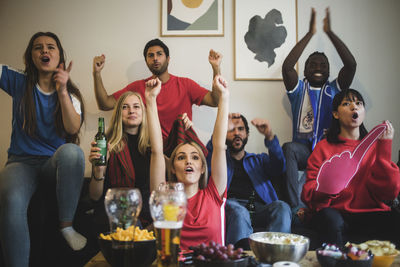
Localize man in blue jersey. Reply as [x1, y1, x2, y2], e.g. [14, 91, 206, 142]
[281, 8, 356, 215]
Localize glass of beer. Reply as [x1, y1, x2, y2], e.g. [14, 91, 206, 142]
[149, 183, 187, 267]
[104, 188, 142, 267]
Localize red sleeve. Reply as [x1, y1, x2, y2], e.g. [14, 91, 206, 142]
[367, 139, 400, 201]
[112, 80, 145, 101]
[301, 141, 339, 211]
[206, 177, 226, 206]
[181, 77, 209, 106]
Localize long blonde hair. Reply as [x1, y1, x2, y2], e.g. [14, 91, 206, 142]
[106, 92, 150, 155]
[168, 142, 208, 189]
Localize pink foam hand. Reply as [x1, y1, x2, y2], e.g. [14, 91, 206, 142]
[316, 123, 387, 194]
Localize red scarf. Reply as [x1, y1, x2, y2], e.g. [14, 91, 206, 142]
[163, 114, 208, 158]
[107, 142, 135, 188]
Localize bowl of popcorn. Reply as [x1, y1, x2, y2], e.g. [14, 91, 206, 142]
[249, 232, 309, 263]
[191, 241, 249, 267]
[316, 243, 374, 267]
[348, 240, 399, 267]
[98, 226, 156, 267]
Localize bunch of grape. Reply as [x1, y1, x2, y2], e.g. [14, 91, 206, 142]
[190, 241, 244, 262]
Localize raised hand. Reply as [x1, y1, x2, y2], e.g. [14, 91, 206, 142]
[182, 113, 193, 131]
[228, 113, 241, 132]
[54, 62, 72, 93]
[209, 49, 222, 70]
[93, 54, 106, 73]
[251, 118, 274, 141]
[323, 7, 331, 33]
[309, 8, 316, 35]
[212, 75, 228, 99]
[145, 77, 162, 99]
[379, 120, 394, 140]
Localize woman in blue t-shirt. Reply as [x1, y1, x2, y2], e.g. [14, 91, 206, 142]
[0, 32, 86, 267]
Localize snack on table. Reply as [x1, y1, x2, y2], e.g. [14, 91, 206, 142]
[190, 241, 245, 262]
[348, 240, 400, 257]
[256, 232, 308, 245]
[318, 243, 372, 261]
[100, 226, 155, 241]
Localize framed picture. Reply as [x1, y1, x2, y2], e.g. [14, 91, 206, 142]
[161, 0, 224, 37]
[234, 0, 298, 80]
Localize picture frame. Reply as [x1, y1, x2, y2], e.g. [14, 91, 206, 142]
[160, 0, 224, 37]
[234, 0, 298, 80]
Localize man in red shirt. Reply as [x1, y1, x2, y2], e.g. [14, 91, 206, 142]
[93, 39, 222, 139]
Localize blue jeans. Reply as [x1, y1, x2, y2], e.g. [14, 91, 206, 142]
[282, 142, 310, 210]
[225, 198, 292, 245]
[0, 144, 85, 267]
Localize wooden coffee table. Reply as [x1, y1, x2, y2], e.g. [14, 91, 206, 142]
[84, 250, 349, 267]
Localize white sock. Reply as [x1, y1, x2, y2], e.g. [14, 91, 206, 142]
[61, 226, 87, 251]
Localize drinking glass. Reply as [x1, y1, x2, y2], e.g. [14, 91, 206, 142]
[149, 182, 187, 267]
[104, 188, 142, 267]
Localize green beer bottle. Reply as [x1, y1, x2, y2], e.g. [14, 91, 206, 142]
[95, 117, 107, 166]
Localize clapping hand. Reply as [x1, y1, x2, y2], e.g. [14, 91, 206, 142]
[323, 8, 331, 33]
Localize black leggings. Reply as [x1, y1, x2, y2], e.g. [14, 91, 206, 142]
[311, 208, 400, 247]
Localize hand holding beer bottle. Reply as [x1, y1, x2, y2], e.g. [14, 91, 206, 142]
[149, 183, 187, 267]
[89, 117, 108, 182]
[95, 117, 107, 166]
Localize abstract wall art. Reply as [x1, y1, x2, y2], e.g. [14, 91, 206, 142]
[234, 0, 298, 80]
[161, 0, 224, 36]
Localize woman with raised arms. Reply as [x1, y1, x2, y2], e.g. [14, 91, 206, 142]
[145, 75, 229, 250]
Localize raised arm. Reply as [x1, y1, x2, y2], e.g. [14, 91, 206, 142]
[93, 54, 117, 110]
[251, 118, 274, 142]
[145, 78, 166, 192]
[251, 118, 285, 176]
[54, 62, 81, 134]
[282, 8, 316, 91]
[201, 49, 223, 107]
[323, 8, 356, 90]
[210, 75, 229, 197]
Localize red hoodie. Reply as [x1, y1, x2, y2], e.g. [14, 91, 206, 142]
[302, 137, 400, 212]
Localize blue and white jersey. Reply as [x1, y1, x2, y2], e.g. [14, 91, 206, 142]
[287, 79, 340, 149]
[0, 64, 81, 157]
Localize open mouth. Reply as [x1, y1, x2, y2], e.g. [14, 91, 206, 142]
[41, 56, 50, 63]
[314, 73, 323, 77]
[185, 166, 194, 173]
[352, 113, 358, 119]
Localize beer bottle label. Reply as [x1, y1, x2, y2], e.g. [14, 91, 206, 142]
[97, 140, 107, 156]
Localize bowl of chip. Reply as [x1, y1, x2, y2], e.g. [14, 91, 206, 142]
[249, 232, 309, 263]
[372, 254, 398, 267]
[347, 240, 400, 267]
[98, 229, 156, 267]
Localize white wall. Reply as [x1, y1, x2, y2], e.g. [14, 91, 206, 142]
[0, 0, 399, 177]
